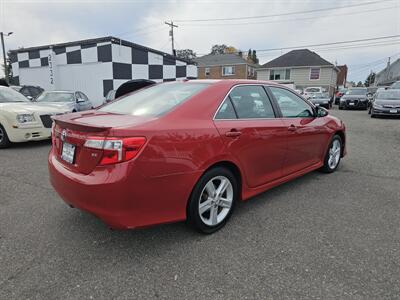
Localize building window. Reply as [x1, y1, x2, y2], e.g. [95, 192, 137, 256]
[309, 68, 320, 80]
[205, 67, 210, 76]
[222, 66, 235, 76]
[269, 69, 290, 80]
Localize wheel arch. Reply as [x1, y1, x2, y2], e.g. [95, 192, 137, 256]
[335, 130, 346, 157]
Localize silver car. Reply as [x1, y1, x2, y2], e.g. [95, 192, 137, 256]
[34, 91, 93, 112]
[309, 92, 331, 109]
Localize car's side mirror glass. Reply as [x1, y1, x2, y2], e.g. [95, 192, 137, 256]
[316, 106, 328, 117]
[76, 98, 85, 103]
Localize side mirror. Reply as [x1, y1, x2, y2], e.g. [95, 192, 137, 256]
[76, 98, 85, 103]
[315, 106, 329, 117]
[27, 96, 33, 101]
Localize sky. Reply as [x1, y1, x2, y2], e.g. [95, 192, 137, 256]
[0, 0, 399, 83]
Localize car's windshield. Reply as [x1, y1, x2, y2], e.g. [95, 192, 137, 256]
[390, 81, 400, 89]
[0, 87, 30, 103]
[36, 92, 74, 103]
[312, 92, 329, 98]
[99, 82, 209, 117]
[376, 90, 400, 100]
[345, 89, 367, 95]
[305, 88, 320, 93]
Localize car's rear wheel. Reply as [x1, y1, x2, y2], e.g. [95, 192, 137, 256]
[320, 135, 342, 173]
[187, 167, 238, 234]
[0, 124, 11, 149]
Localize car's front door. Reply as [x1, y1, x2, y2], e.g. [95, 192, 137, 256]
[213, 85, 288, 188]
[268, 86, 329, 176]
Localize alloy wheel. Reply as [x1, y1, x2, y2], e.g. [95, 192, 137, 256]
[198, 176, 233, 226]
[328, 139, 341, 169]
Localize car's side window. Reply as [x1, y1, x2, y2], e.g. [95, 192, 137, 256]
[269, 87, 314, 118]
[215, 98, 237, 119]
[229, 85, 275, 119]
[81, 92, 89, 101]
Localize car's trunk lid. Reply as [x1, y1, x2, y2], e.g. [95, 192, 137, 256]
[53, 111, 152, 174]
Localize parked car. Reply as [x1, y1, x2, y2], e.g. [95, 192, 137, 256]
[369, 90, 400, 117]
[35, 91, 93, 112]
[11, 85, 44, 100]
[334, 88, 347, 105]
[49, 80, 346, 233]
[303, 87, 324, 99]
[309, 92, 331, 109]
[0, 86, 69, 148]
[339, 87, 368, 110]
[390, 81, 400, 89]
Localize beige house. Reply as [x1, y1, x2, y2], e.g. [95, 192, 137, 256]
[257, 49, 338, 95]
[194, 53, 258, 80]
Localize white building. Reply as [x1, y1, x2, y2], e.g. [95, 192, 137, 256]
[9, 36, 197, 106]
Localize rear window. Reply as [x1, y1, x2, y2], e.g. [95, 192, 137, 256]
[99, 82, 209, 117]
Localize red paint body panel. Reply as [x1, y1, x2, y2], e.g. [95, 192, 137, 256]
[48, 80, 346, 229]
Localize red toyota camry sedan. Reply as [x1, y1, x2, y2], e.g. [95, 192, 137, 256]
[49, 80, 346, 233]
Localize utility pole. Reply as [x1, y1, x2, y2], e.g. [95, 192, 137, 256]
[164, 21, 178, 56]
[1, 32, 13, 84]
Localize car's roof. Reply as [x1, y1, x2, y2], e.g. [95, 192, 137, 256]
[44, 90, 75, 93]
[186, 79, 283, 87]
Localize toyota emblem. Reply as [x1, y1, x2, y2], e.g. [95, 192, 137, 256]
[61, 129, 67, 142]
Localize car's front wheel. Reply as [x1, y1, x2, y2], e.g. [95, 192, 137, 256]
[320, 135, 342, 173]
[0, 124, 11, 149]
[187, 167, 238, 234]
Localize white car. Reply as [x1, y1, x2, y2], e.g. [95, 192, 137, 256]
[303, 87, 325, 99]
[0, 86, 69, 148]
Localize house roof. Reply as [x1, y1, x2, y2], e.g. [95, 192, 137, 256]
[194, 53, 258, 67]
[8, 36, 192, 64]
[260, 49, 334, 68]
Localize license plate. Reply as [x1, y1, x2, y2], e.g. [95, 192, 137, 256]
[349, 102, 355, 106]
[390, 109, 397, 113]
[61, 142, 75, 164]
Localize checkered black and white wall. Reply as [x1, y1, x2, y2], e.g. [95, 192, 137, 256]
[10, 38, 197, 106]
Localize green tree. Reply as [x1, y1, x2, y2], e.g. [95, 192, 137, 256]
[210, 44, 228, 55]
[175, 49, 197, 62]
[364, 72, 376, 87]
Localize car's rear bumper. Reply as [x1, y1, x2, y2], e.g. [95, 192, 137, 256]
[48, 149, 200, 229]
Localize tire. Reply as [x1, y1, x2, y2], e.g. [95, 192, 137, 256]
[339, 106, 343, 110]
[0, 124, 11, 149]
[320, 135, 342, 173]
[187, 167, 238, 234]
[371, 113, 375, 118]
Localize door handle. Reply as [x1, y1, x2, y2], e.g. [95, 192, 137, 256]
[288, 124, 297, 131]
[225, 130, 242, 138]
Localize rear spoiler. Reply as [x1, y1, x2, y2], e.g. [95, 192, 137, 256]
[53, 113, 112, 133]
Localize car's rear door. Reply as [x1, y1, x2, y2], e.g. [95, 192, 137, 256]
[213, 85, 287, 188]
[267, 86, 329, 176]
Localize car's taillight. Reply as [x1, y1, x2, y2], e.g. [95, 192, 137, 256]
[84, 136, 146, 165]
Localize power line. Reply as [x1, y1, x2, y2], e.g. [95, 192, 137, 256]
[196, 34, 400, 56]
[174, 0, 393, 22]
[255, 35, 400, 53]
[179, 5, 395, 27]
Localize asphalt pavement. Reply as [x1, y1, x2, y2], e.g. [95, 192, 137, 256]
[1, 108, 400, 299]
